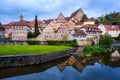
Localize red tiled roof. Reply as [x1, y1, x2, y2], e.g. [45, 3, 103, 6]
[73, 29, 86, 36]
[27, 20, 41, 28]
[11, 20, 30, 26]
[84, 25, 102, 32]
[105, 25, 120, 31]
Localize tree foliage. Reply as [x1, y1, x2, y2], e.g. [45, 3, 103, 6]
[27, 32, 34, 38]
[95, 12, 120, 25]
[83, 45, 108, 55]
[34, 15, 40, 37]
[82, 14, 88, 21]
[99, 33, 113, 46]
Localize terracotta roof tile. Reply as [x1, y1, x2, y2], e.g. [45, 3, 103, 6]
[84, 25, 102, 32]
[105, 25, 120, 31]
[73, 29, 86, 36]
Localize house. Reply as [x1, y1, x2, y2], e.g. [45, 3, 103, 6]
[98, 24, 120, 37]
[70, 29, 87, 46]
[0, 23, 5, 39]
[37, 23, 55, 41]
[80, 25, 102, 45]
[67, 19, 76, 30]
[81, 25, 102, 38]
[98, 24, 106, 35]
[105, 25, 120, 37]
[70, 8, 84, 21]
[57, 23, 70, 40]
[11, 15, 31, 41]
[3, 22, 16, 39]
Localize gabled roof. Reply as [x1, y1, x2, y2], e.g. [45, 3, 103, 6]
[73, 29, 86, 36]
[57, 13, 65, 23]
[83, 25, 102, 32]
[57, 13, 65, 20]
[105, 25, 120, 31]
[70, 8, 84, 18]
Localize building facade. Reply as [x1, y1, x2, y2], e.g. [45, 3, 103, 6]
[12, 15, 31, 41]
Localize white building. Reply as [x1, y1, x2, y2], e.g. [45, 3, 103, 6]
[98, 24, 120, 37]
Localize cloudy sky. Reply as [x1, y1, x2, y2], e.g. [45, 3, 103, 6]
[0, 0, 120, 24]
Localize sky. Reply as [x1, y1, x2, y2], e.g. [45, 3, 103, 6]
[0, 0, 120, 24]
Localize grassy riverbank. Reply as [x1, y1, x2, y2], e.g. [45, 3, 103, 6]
[0, 45, 72, 55]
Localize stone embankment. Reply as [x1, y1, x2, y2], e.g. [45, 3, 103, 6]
[0, 48, 76, 68]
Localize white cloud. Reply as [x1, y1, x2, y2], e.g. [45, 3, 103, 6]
[0, 0, 120, 24]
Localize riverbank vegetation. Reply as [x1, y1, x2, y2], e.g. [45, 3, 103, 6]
[83, 45, 108, 55]
[83, 34, 112, 55]
[0, 45, 71, 55]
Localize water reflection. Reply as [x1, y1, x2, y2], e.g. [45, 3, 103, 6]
[1, 48, 120, 80]
[3, 63, 120, 80]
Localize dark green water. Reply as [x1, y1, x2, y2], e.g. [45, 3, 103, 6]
[1, 55, 120, 80]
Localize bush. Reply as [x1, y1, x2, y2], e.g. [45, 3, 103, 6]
[27, 40, 39, 45]
[99, 33, 113, 46]
[83, 45, 108, 55]
[47, 40, 78, 47]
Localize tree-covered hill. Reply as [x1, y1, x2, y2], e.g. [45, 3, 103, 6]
[95, 12, 120, 25]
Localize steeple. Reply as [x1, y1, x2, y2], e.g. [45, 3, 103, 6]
[20, 14, 23, 21]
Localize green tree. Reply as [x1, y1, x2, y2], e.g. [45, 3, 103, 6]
[99, 33, 113, 46]
[27, 32, 34, 38]
[34, 15, 40, 37]
[82, 14, 88, 21]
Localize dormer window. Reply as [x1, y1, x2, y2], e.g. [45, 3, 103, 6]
[111, 26, 115, 28]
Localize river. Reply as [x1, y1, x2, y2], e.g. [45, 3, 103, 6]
[1, 54, 120, 80]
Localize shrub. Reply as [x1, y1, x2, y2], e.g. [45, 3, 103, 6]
[47, 40, 78, 47]
[27, 40, 39, 45]
[83, 45, 108, 55]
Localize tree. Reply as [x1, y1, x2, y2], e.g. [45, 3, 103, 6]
[27, 32, 34, 38]
[82, 14, 88, 21]
[99, 33, 113, 46]
[34, 15, 40, 37]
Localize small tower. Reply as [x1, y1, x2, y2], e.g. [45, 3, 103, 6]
[20, 14, 23, 21]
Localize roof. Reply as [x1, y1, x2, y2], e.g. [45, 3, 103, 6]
[70, 8, 84, 18]
[84, 25, 102, 32]
[73, 29, 86, 36]
[11, 20, 30, 26]
[105, 25, 120, 31]
[57, 13, 65, 23]
[43, 19, 54, 24]
[27, 20, 42, 28]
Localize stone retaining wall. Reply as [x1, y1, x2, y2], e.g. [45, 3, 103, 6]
[0, 48, 76, 68]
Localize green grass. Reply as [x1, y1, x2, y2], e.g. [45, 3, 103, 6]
[0, 45, 72, 55]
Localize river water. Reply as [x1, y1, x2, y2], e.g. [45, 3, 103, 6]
[1, 53, 120, 80]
